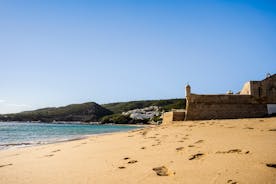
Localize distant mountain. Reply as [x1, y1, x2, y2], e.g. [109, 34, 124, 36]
[102, 98, 185, 114]
[0, 102, 112, 123]
[0, 99, 186, 124]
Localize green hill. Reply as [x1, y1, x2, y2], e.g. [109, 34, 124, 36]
[0, 102, 112, 123]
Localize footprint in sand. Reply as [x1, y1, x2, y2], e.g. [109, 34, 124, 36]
[227, 126, 235, 128]
[152, 141, 161, 146]
[266, 163, 276, 168]
[44, 154, 54, 157]
[118, 166, 126, 169]
[0, 163, 13, 168]
[194, 140, 204, 144]
[269, 129, 276, 131]
[188, 145, 195, 147]
[216, 149, 242, 154]
[244, 127, 254, 130]
[123, 157, 130, 160]
[152, 166, 175, 176]
[227, 179, 238, 184]
[52, 149, 61, 153]
[141, 130, 148, 136]
[141, 146, 146, 149]
[152, 143, 160, 147]
[189, 153, 204, 160]
[128, 160, 138, 164]
[176, 147, 184, 151]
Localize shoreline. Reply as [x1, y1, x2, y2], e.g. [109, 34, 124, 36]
[0, 123, 148, 151]
[0, 120, 152, 126]
[1, 117, 275, 184]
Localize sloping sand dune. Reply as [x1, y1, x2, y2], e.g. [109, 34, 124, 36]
[0, 117, 276, 184]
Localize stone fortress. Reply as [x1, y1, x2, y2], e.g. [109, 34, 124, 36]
[163, 74, 276, 123]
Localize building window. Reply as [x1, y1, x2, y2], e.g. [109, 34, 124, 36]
[258, 87, 262, 97]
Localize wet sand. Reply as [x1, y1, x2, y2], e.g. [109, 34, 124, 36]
[0, 117, 276, 184]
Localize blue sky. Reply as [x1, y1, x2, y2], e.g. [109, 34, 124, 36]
[0, 0, 275, 113]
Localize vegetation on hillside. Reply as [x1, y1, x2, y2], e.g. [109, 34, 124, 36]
[0, 102, 112, 123]
[100, 114, 149, 124]
[102, 98, 185, 114]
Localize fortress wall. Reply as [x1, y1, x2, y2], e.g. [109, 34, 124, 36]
[262, 76, 276, 103]
[172, 111, 185, 121]
[250, 75, 276, 103]
[162, 112, 173, 124]
[188, 94, 264, 104]
[185, 94, 267, 120]
[162, 111, 185, 124]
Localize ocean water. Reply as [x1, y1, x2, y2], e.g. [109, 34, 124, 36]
[0, 122, 140, 149]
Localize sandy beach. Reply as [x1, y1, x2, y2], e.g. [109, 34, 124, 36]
[0, 117, 276, 184]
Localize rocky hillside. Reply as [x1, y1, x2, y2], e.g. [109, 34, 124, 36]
[0, 102, 112, 123]
[122, 106, 161, 120]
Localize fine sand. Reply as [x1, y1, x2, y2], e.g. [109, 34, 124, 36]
[0, 117, 276, 184]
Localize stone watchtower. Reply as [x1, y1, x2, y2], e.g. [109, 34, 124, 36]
[184, 84, 191, 121]
[186, 84, 191, 97]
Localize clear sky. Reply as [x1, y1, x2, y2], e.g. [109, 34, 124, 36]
[0, 0, 275, 113]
